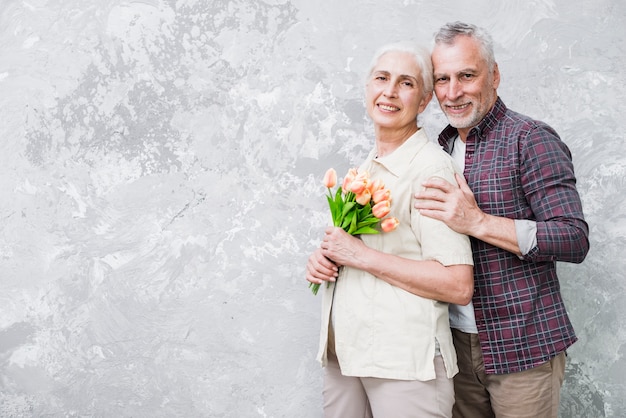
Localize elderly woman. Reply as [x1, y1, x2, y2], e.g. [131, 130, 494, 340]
[305, 42, 474, 418]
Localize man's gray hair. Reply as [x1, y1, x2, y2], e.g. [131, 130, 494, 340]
[434, 21, 496, 71]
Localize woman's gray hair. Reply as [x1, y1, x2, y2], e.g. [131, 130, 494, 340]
[366, 41, 433, 94]
[434, 21, 496, 71]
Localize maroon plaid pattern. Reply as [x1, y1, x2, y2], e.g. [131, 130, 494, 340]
[439, 98, 590, 374]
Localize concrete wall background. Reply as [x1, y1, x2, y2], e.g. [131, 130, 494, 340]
[0, 0, 624, 416]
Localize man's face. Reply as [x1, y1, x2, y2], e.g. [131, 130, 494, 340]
[432, 35, 500, 139]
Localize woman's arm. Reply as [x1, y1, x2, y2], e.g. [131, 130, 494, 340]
[320, 226, 474, 305]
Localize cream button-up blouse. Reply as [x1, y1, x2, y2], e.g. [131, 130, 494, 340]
[316, 129, 474, 381]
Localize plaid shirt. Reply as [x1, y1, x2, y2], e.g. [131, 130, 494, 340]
[439, 98, 590, 374]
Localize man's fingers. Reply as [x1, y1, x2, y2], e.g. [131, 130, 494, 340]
[454, 173, 471, 191]
[422, 175, 455, 191]
[415, 208, 447, 222]
[415, 176, 456, 203]
[414, 183, 450, 208]
[414, 197, 445, 211]
[418, 188, 447, 203]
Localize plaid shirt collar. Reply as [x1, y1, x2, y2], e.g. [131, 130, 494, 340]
[438, 97, 507, 153]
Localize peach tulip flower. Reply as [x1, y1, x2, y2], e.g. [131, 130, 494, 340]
[372, 188, 391, 204]
[381, 217, 399, 232]
[355, 189, 372, 206]
[372, 200, 391, 218]
[323, 168, 337, 188]
[368, 179, 385, 194]
[349, 171, 369, 195]
[342, 168, 358, 193]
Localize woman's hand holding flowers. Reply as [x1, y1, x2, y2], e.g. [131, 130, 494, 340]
[308, 167, 399, 295]
[321, 226, 367, 268]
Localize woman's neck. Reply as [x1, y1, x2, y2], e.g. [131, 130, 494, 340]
[375, 125, 419, 158]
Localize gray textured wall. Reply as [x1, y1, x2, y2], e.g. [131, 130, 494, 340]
[0, 0, 623, 417]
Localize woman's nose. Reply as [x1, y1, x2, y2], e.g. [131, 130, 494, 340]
[383, 83, 398, 98]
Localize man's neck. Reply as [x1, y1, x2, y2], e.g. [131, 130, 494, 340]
[457, 127, 470, 143]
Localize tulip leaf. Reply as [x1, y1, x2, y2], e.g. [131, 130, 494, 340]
[341, 211, 355, 230]
[326, 195, 336, 213]
[358, 202, 372, 211]
[347, 212, 359, 234]
[353, 226, 379, 235]
[357, 218, 380, 227]
[342, 202, 356, 217]
[334, 188, 345, 205]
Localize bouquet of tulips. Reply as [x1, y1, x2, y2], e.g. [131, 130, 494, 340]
[309, 168, 399, 295]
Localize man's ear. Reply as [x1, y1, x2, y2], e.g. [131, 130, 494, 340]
[492, 63, 501, 89]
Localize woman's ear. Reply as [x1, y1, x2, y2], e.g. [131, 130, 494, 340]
[419, 91, 433, 113]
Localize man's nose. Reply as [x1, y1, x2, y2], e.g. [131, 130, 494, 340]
[446, 79, 463, 99]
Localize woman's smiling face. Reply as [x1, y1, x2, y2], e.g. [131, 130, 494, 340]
[365, 51, 431, 134]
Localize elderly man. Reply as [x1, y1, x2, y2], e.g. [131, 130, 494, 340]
[414, 21, 589, 418]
